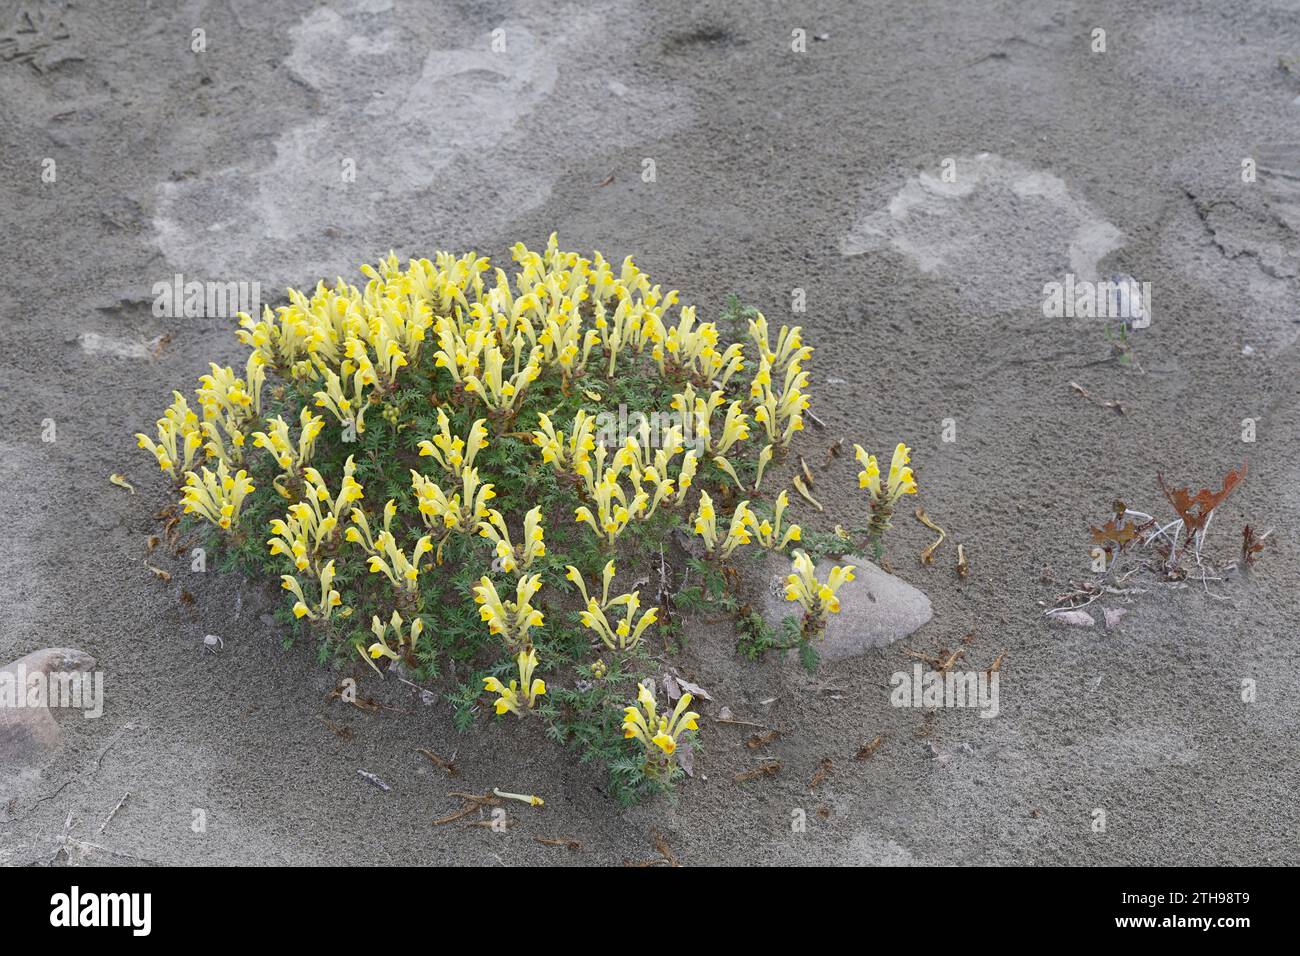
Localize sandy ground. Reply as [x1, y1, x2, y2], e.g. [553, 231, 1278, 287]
[2, 0, 1299, 866]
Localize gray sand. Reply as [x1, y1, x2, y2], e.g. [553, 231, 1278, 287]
[2, 0, 1298, 865]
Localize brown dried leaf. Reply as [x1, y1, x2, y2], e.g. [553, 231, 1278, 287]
[417, 748, 457, 776]
[1241, 525, 1265, 569]
[676, 742, 695, 777]
[1089, 516, 1138, 555]
[1157, 462, 1247, 537]
[809, 757, 833, 792]
[855, 734, 885, 761]
[652, 828, 679, 867]
[915, 507, 946, 565]
[734, 760, 782, 782]
[535, 836, 582, 850]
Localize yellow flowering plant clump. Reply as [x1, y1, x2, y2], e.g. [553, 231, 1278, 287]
[785, 549, 856, 634]
[854, 442, 919, 560]
[472, 573, 545, 651]
[574, 471, 646, 548]
[478, 506, 545, 574]
[417, 410, 489, 477]
[750, 355, 810, 447]
[692, 491, 755, 559]
[748, 489, 802, 551]
[313, 362, 374, 435]
[135, 391, 203, 479]
[361, 528, 434, 594]
[180, 459, 256, 533]
[410, 465, 496, 542]
[251, 407, 326, 484]
[748, 314, 812, 371]
[622, 682, 699, 780]
[568, 561, 660, 651]
[531, 409, 597, 473]
[131, 233, 929, 806]
[362, 609, 424, 673]
[266, 456, 363, 567]
[195, 355, 266, 463]
[280, 559, 344, 622]
[483, 647, 547, 717]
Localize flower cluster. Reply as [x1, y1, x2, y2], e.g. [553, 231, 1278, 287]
[472, 574, 545, 651]
[478, 506, 545, 574]
[251, 407, 326, 481]
[135, 392, 203, 479]
[784, 550, 856, 631]
[181, 459, 255, 532]
[267, 456, 363, 569]
[417, 410, 489, 477]
[133, 234, 922, 806]
[281, 559, 342, 621]
[749, 489, 802, 551]
[483, 648, 547, 717]
[568, 562, 660, 651]
[692, 491, 755, 559]
[854, 442, 918, 558]
[363, 610, 424, 672]
[623, 683, 699, 774]
[531, 409, 596, 472]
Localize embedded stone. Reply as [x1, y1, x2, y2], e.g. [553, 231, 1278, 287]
[0, 647, 98, 769]
[760, 554, 932, 662]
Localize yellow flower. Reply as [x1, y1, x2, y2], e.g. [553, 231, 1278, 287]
[181, 460, 254, 532]
[483, 648, 546, 717]
[280, 559, 345, 623]
[472, 574, 544, 650]
[854, 441, 918, 559]
[360, 610, 424, 674]
[417, 409, 488, 477]
[695, 493, 753, 558]
[854, 442, 917, 505]
[623, 684, 699, 764]
[784, 549, 855, 628]
[748, 490, 801, 551]
[571, 562, 659, 651]
[136, 391, 202, 479]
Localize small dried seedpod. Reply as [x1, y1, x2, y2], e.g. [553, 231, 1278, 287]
[791, 475, 823, 512]
[799, 455, 816, 488]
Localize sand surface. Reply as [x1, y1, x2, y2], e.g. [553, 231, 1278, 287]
[2, 0, 1298, 865]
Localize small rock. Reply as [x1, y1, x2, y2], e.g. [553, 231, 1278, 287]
[758, 553, 933, 662]
[0, 648, 98, 769]
[1047, 609, 1095, 627]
